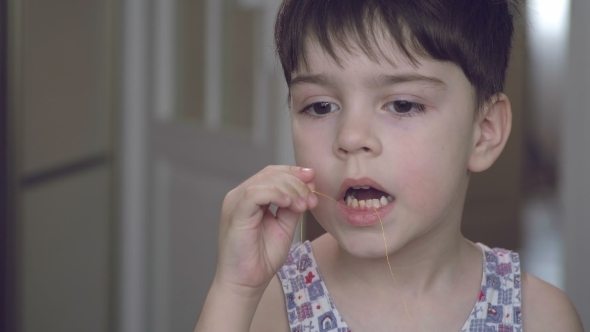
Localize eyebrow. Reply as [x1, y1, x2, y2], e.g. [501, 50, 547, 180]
[290, 74, 339, 88]
[368, 74, 447, 89]
[289, 73, 447, 90]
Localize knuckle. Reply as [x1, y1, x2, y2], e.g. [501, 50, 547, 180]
[225, 187, 237, 201]
[295, 180, 310, 195]
[243, 186, 257, 199]
[262, 165, 276, 172]
[267, 184, 279, 194]
[222, 189, 236, 210]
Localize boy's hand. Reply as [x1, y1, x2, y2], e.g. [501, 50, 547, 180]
[214, 165, 317, 298]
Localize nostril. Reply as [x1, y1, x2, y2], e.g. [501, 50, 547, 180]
[362, 147, 370, 152]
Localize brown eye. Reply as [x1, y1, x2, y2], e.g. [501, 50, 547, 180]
[384, 100, 426, 115]
[304, 102, 339, 116]
[393, 101, 413, 113]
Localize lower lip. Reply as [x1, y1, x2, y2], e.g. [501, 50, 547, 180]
[336, 200, 395, 227]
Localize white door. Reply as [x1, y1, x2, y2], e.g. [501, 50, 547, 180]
[119, 0, 293, 331]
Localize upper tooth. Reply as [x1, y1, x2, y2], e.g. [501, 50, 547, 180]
[380, 196, 388, 206]
[361, 186, 370, 189]
[352, 186, 361, 189]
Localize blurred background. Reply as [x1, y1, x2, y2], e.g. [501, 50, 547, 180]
[0, 0, 588, 331]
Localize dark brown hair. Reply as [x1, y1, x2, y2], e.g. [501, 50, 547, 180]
[274, 0, 520, 110]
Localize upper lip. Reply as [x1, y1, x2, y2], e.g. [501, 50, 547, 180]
[337, 177, 392, 201]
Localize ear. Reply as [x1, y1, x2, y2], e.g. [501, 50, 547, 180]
[468, 93, 512, 172]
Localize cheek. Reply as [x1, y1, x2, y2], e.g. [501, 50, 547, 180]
[394, 131, 469, 213]
[292, 120, 333, 167]
[293, 131, 316, 168]
[292, 121, 310, 165]
[292, 122, 341, 203]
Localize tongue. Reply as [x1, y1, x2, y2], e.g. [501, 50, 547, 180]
[355, 188, 388, 201]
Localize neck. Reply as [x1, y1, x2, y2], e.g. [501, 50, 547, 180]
[330, 216, 477, 297]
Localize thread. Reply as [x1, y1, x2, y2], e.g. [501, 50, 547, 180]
[297, 190, 416, 326]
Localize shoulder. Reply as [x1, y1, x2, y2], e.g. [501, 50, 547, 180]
[521, 272, 584, 331]
[250, 275, 289, 332]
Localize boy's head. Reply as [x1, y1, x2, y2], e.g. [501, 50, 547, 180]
[275, 0, 519, 112]
[273, 0, 517, 256]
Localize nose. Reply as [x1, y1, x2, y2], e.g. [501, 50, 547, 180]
[333, 111, 382, 159]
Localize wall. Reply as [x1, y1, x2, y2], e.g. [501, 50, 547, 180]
[563, 0, 590, 326]
[10, 1, 115, 331]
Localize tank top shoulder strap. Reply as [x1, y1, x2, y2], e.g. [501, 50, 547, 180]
[277, 241, 351, 332]
[461, 243, 523, 331]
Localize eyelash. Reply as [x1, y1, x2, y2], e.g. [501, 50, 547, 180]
[383, 101, 427, 119]
[299, 102, 338, 119]
[299, 100, 427, 119]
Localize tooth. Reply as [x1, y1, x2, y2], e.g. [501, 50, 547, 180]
[366, 200, 373, 208]
[380, 196, 388, 206]
[346, 195, 352, 206]
[387, 195, 394, 202]
[352, 186, 361, 189]
[359, 200, 366, 210]
[352, 198, 359, 208]
[372, 199, 380, 208]
[361, 186, 370, 189]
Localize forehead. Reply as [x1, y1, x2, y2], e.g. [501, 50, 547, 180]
[292, 37, 466, 90]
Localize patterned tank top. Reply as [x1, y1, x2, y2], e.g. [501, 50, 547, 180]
[277, 241, 522, 332]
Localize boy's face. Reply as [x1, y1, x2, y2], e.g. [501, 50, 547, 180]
[290, 37, 480, 257]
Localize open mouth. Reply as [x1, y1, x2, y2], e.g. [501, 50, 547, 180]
[342, 186, 394, 210]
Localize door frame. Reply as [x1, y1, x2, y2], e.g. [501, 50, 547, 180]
[0, 0, 14, 330]
[118, 0, 293, 331]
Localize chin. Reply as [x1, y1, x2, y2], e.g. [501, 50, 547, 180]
[334, 231, 394, 259]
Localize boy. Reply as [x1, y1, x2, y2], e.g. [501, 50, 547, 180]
[195, 0, 583, 331]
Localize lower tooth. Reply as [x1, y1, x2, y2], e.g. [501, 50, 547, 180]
[352, 198, 359, 208]
[380, 196, 388, 206]
[366, 200, 373, 208]
[387, 195, 393, 202]
[372, 199, 380, 208]
[346, 195, 352, 207]
[359, 200, 366, 210]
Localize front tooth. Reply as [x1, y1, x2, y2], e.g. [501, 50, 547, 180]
[372, 199, 380, 208]
[387, 195, 394, 202]
[361, 186, 370, 189]
[366, 200, 373, 208]
[352, 198, 359, 208]
[346, 195, 352, 206]
[380, 196, 388, 206]
[352, 186, 361, 190]
[359, 200, 366, 210]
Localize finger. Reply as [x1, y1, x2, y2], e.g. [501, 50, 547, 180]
[264, 165, 315, 183]
[268, 174, 314, 211]
[251, 171, 312, 211]
[264, 208, 302, 245]
[232, 184, 303, 223]
[269, 207, 301, 239]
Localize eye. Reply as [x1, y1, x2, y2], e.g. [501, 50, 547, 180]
[384, 100, 426, 115]
[302, 102, 339, 116]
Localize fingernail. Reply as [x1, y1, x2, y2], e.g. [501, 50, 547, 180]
[301, 168, 312, 173]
